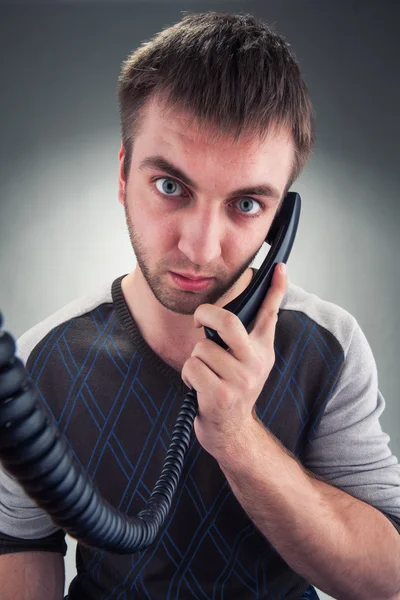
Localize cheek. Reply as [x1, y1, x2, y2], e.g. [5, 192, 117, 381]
[225, 229, 259, 258]
[138, 210, 179, 253]
[125, 178, 182, 254]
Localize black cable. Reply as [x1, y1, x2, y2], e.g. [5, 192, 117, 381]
[0, 312, 198, 553]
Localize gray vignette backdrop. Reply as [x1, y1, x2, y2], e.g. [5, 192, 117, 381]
[0, 2, 399, 599]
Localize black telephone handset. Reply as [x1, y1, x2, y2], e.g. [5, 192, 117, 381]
[204, 191, 301, 350]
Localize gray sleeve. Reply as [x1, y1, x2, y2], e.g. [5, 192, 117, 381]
[303, 318, 400, 527]
[0, 466, 59, 539]
[0, 329, 61, 539]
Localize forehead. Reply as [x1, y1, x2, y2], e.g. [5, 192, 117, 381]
[133, 97, 295, 189]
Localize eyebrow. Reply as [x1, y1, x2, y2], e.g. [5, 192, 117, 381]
[139, 155, 282, 202]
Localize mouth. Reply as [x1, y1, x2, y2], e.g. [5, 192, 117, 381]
[174, 273, 211, 280]
[169, 272, 214, 291]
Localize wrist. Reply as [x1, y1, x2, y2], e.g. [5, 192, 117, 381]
[216, 416, 264, 474]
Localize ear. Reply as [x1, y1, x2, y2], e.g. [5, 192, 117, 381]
[117, 142, 126, 206]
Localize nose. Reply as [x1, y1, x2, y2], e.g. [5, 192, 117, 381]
[177, 204, 223, 266]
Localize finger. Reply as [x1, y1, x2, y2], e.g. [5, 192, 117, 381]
[251, 263, 287, 345]
[194, 304, 252, 362]
[190, 338, 244, 383]
[181, 355, 222, 395]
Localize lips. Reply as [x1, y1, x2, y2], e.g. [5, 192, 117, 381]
[174, 272, 212, 280]
[170, 272, 213, 291]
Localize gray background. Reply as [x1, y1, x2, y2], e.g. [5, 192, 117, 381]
[0, 2, 399, 599]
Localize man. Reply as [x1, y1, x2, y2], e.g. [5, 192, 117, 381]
[0, 11, 399, 600]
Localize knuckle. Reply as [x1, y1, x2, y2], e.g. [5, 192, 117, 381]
[223, 311, 239, 330]
[186, 356, 198, 371]
[267, 308, 279, 323]
[196, 339, 212, 355]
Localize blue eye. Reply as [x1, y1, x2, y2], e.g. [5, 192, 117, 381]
[235, 198, 262, 216]
[155, 178, 183, 196]
[153, 177, 263, 218]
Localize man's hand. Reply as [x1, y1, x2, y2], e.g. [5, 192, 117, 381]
[181, 262, 287, 459]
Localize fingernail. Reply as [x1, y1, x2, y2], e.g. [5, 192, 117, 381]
[280, 263, 286, 275]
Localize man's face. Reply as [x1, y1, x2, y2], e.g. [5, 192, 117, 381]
[118, 98, 295, 315]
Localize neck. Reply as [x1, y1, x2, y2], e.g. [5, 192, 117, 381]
[121, 266, 254, 369]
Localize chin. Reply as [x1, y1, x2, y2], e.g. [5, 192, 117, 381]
[160, 296, 206, 316]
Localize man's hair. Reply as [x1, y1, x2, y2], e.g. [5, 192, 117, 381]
[118, 11, 315, 193]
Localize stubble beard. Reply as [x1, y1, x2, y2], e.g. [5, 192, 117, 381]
[123, 200, 260, 315]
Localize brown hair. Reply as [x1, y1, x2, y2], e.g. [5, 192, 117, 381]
[118, 11, 315, 193]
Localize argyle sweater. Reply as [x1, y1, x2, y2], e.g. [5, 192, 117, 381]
[1, 273, 399, 600]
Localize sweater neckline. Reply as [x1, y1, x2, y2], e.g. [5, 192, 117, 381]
[112, 269, 257, 391]
[112, 275, 185, 390]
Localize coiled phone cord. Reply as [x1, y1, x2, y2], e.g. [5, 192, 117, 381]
[0, 312, 197, 553]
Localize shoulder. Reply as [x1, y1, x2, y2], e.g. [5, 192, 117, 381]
[281, 280, 360, 359]
[16, 279, 115, 365]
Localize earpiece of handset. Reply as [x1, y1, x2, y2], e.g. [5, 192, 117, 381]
[204, 192, 301, 351]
